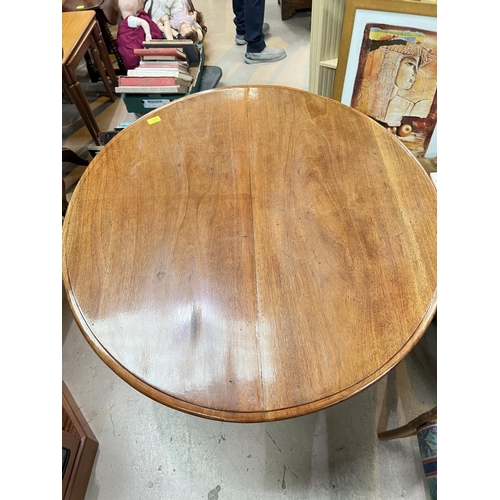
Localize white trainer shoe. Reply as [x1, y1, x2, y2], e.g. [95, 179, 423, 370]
[244, 45, 287, 64]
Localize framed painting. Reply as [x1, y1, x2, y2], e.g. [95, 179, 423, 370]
[332, 0, 437, 158]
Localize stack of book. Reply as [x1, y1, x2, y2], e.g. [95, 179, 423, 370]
[120, 40, 205, 114]
[141, 39, 202, 64]
[115, 46, 194, 94]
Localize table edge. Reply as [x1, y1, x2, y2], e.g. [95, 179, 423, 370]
[63, 276, 436, 422]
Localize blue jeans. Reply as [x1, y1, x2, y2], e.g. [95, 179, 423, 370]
[232, 0, 266, 53]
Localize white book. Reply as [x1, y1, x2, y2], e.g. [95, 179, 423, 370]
[127, 69, 192, 81]
[115, 85, 189, 94]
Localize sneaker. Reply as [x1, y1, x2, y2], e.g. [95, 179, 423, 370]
[244, 46, 287, 64]
[235, 22, 270, 45]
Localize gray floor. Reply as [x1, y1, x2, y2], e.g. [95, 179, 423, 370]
[62, 2, 437, 498]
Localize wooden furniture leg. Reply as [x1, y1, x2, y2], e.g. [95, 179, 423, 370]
[91, 22, 118, 88]
[378, 406, 437, 440]
[84, 50, 100, 83]
[62, 80, 74, 104]
[89, 35, 116, 101]
[94, 7, 126, 75]
[62, 65, 100, 144]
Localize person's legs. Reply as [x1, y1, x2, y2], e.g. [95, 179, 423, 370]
[233, 0, 266, 50]
[243, 0, 265, 53]
[232, 0, 286, 64]
[232, 0, 246, 37]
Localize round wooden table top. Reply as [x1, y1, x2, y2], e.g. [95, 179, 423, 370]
[63, 85, 437, 422]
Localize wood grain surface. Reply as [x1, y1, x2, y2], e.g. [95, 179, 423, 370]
[62, 11, 95, 65]
[62, 86, 437, 422]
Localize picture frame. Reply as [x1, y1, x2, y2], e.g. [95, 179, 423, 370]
[332, 0, 437, 158]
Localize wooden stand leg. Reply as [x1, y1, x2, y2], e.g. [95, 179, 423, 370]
[84, 51, 100, 83]
[378, 406, 437, 441]
[89, 38, 116, 102]
[63, 81, 74, 104]
[95, 8, 126, 75]
[62, 66, 100, 145]
[92, 23, 118, 88]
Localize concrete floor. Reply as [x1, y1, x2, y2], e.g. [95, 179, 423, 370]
[62, 1, 437, 498]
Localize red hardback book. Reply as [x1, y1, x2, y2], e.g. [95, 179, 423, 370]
[119, 76, 179, 86]
[133, 48, 186, 60]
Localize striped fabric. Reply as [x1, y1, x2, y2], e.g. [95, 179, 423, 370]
[417, 423, 437, 500]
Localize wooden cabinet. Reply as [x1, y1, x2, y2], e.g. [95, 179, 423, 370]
[280, 0, 313, 20]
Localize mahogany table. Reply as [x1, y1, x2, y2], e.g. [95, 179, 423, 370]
[62, 86, 437, 423]
[62, 11, 118, 145]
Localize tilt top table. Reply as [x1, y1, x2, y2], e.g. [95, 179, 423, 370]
[62, 86, 437, 423]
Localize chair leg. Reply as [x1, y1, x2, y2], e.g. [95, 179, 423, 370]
[377, 406, 437, 441]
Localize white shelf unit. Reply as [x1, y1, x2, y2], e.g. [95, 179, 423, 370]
[308, 0, 346, 97]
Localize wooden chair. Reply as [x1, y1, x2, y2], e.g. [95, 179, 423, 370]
[378, 406, 437, 500]
[62, 10, 118, 144]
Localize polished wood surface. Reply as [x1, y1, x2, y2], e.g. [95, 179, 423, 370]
[62, 86, 437, 422]
[62, 10, 95, 65]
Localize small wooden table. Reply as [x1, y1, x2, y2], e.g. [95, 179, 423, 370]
[62, 0, 126, 75]
[62, 11, 118, 144]
[62, 86, 437, 423]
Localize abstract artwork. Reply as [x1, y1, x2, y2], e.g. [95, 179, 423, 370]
[333, 0, 437, 158]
